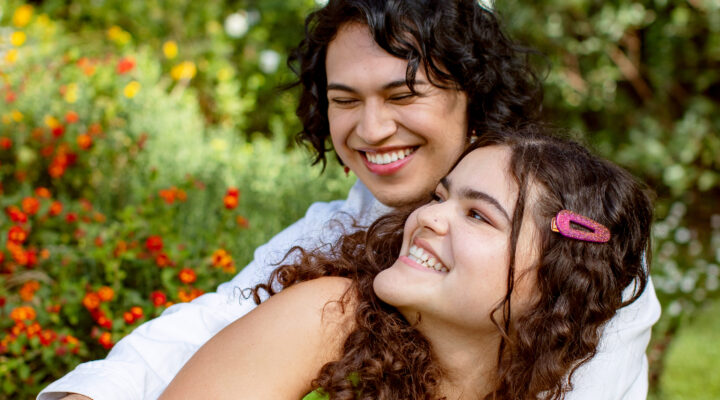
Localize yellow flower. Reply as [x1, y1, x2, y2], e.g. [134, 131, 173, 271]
[5, 49, 19, 64]
[12, 5, 34, 28]
[170, 61, 197, 81]
[107, 25, 131, 45]
[163, 40, 178, 59]
[11, 110, 24, 122]
[44, 115, 60, 129]
[11, 31, 27, 47]
[64, 83, 79, 104]
[217, 66, 234, 81]
[124, 81, 141, 98]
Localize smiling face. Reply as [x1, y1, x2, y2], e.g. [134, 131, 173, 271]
[373, 145, 539, 334]
[325, 23, 469, 207]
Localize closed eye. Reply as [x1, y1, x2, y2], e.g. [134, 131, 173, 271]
[389, 93, 415, 102]
[330, 98, 358, 105]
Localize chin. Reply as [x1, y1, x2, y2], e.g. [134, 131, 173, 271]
[373, 185, 431, 208]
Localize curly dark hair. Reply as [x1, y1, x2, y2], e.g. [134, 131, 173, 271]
[252, 127, 653, 399]
[288, 0, 544, 166]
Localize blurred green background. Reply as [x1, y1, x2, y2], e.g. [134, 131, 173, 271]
[0, 0, 718, 398]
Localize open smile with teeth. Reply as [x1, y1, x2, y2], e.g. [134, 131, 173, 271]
[408, 245, 448, 272]
[364, 148, 415, 165]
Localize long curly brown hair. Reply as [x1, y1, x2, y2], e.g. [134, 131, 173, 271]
[252, 128, 653, 399]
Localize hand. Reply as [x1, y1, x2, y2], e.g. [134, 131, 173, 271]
[60, 395, 93, 400]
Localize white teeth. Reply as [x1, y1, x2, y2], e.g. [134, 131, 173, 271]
[365, 148, 415, 165]
[408, 245, 448, 272]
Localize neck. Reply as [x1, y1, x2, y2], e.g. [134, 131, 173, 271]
[413, 316, 502, 399]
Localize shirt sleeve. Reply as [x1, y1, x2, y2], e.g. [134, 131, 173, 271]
[37, 197, 352, 400]
[564, 278, 661, 400]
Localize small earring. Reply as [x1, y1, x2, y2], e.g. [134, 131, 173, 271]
[469, 129, 478, 144]
[344, 166, 350, 177]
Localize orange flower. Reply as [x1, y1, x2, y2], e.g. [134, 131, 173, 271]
[223, 194, 238, 210]
[178, 268, 196, 284]
[96, 313, 112, 329]
[77, 134, 93, 149]
[123, 311, 135, 324]
[154, 252, 171, 267]
[236, 215, 249, 229]
[98, 332, 113, 349]
[6, 206, 27, 223]
[39, 329, 58, 346]
[7, 225, 27, 243]
[211, 249, 234, 270]
[26, 322, 42, 337]
[65, 111, 79, 124]
[113, 240, 128, 257]
[158, 188, 176, 204]
[35, 187, 52, 198]
[19, 280, 40, 302]
[21, 197, 40, 215]
[49, 201, 63, 216]
[150, 290, 167, 306]
[82, 292, 101, 311]
[130, 306, 143, 319]
[10, 306, 36, 322]
[145, 235, 163, 252]
[177, 288, 203, 303]
[116, 57, 136, 74]
[97, 286, 114, 302]
[88, 123, 103, 136]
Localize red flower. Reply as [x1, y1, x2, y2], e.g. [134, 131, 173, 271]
[6, 206, 27, 223]
[7, 225, 28, 243]
[51, 125, 65, 138]
[178, 268, 196, 284]
[116, 57, 136, 74]
[65, 111, 79, 124]
[98, 332, 113, 349]
[65, 212, 78, 223]
[5, 91, 16, 103]
[77, 134, 93, 149]
[0, 137, 12, 150]
[145, 235, 163, 252]
[96, 314, 112, 329]
[21, 197, 40, 215]
[150, 290, 167, 306]
[226, 187, 240, 198]
[39, 330, 58, 346]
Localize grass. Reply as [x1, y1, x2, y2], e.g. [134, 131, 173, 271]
[651, 299, 720, 400]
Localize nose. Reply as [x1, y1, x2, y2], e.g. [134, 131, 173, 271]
[415, 201, 449, 236]
[355, 98, 397, 144]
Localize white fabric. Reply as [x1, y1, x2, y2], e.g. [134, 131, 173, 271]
[38, 179, 660, 400]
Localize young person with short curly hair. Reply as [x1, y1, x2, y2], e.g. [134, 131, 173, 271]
[42, 1, 658, 399]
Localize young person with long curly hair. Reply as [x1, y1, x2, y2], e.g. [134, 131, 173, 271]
[44, 1, 658, 399]
[160, 129, 654, 399]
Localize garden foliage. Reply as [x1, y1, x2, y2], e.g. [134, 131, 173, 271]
[0, 0, 718, 398]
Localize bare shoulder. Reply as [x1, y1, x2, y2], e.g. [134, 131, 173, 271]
[160, 277, 356, 400]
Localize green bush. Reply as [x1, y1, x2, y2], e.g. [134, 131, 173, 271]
[0, 5, 351, 397]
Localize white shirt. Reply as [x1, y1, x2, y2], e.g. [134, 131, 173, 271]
[38, 180, 660, 400]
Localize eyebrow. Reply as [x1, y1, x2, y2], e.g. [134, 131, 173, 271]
[440, 177, 511, 222]
[326, 79, 429, 93]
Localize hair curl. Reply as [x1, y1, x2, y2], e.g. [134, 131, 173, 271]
[253, 127, 653, 399]
[287, 0, 544, 167]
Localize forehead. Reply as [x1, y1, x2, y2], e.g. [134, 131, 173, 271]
[325, 23, 419, 86]
[448, 146, 517, 213]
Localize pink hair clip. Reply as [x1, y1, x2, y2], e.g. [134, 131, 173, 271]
[550, 210, 611, 243]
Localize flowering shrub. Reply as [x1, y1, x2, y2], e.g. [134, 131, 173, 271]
[0, 5, 351, 397]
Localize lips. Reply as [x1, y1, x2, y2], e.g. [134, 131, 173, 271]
[360, 147, 417, 176]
